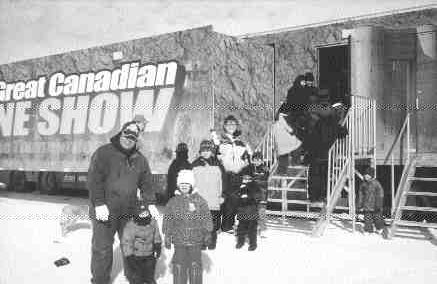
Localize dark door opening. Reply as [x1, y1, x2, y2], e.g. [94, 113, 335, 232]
[318, 44, 350, 106]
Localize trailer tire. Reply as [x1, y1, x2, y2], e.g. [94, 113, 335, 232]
[9, 171, 26, 192]
[39, 172, 60, 195]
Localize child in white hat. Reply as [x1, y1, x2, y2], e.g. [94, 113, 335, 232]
[162, 170, 213, 284]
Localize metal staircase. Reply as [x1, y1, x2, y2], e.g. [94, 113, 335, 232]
[386, 115, 437, 238]
[255, 95, 377, 236]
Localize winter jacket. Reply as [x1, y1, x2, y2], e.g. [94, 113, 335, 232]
[237, 181, 262, 220]
[192, 157, 225, 210]
[167, 154, 192, 199]
[121, 218, 162, 257]
[87, 133, 154, 219]
[358, 179, 384, 212]
[217, 133, 252, 174]
[163, 190, 213, 246]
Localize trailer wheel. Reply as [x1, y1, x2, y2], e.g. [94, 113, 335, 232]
[39, 172, 60, 195]
[9, 171, 26, 192]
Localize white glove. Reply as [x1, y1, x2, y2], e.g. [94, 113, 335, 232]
[219, 197, 225, 204]
[95, 204, 109, 221]
[148, 204, 159, 218]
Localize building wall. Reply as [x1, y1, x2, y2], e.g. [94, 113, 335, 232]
[247, 8, 437, 162]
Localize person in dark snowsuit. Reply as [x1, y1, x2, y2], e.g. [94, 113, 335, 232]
[306, 104, 348, 204]
[121, 204, 162, 284]
[166, 143, 192, 202]
[235, 174, 263, 251]
[358, 167, 385, 234]
[88, 121, 155, 284]
[275, 75, 309, 173]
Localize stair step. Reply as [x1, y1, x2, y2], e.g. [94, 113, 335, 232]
[268, 186, 307, 192]
[394, 220, 437, 229]
[405, 191, 437, 197]
[268, 199, 309, 204]
[265, 210, 321, 219]
[409, 177, 437, 182]
[401, 206, 437, 212]
[270, 175, 308, 180]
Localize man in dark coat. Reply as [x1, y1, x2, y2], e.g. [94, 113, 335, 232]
[88, 121, 155, 284]
[166, 143, 192, 202]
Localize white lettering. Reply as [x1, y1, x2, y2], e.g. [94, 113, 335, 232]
[0, 102, 15, 136]
[60, 96, 90, 134]
[147, 87, 175, 132]
[155, 61, 177, 86]
[88, 93, 118, 134]
[119, 89, 154, 127]
[127, 62, 139, 89]
[110, 63, 130, 91]
[37, 77, 46, 98]
[12, 82, 25, 101]
[13, 100, 32, 136]
[63, 74, 79, 95]
[48, 73, 65, 97]
[137, 65, 157, 88]
[24, 80, 38, 99]
[38, 98, 61, 135]
[94, 71, 111, 92]
[78, 73, 95, 94]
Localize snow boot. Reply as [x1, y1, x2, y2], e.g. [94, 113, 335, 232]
[173, 264, 187, 284]
[188, 262, 202, 284]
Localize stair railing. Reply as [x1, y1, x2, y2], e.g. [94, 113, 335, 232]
[254, 123, 277, 174]
[324, 95, 376, 234]
[383, 114, 413, 216]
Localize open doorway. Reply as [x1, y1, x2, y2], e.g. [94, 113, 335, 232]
[318, 44, 350, 106]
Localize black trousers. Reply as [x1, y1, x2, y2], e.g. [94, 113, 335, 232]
[308, 159, 328, 202]
[221, 173, 241, 232]
[209, 210, 221, 248]
[126, 256, 156, 284]
[237, 220, 258, 246]
[363, 211, 385, 233]
[90, 217, 128, 284]
[172, 245, 202, 284]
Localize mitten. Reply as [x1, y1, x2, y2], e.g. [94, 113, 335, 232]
[203, 234, 212, 247]
[153, 243, 162, 258]
[95, 204, 109, 221]
[164, 236, 171, 250]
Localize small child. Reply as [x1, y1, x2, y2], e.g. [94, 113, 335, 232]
[358, 167, 385, 234]
[163, 170, 213, 284]
[251, 152, 269, 237]
[192, 140, 226, 250]
[121, 204, 162, 284]
[236, 174, 262, 251]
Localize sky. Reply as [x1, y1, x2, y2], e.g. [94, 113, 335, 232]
[0, 0, 435, 64]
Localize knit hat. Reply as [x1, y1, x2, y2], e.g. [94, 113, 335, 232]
[177, 169, 195, 187]
[175, 142, 188, 153]
[224, 115, 239, 125]
[304, 72, 315, 82]
[364, 167, 375, 178]
[199, 140, 215, 152]
[121, 122, 140, 142]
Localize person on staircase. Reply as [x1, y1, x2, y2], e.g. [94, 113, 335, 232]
[210, 115, 252, 233]
[305, 100, 348, 207]
[166, 143, 192, 202]
[251, 151, 269, 237]
[192, 139, 226, 250]
[358, 166, 385, 235]
[275, 74, 310, 174]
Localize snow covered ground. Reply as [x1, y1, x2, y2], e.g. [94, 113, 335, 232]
[1, 191, 436, 284]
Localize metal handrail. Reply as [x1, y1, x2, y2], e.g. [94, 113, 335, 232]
[382, 114, 411, 214]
